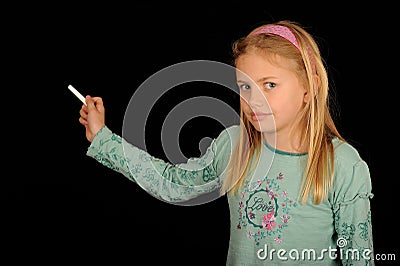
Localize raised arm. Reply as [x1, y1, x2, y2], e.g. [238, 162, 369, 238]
[86, 124, 238, 203]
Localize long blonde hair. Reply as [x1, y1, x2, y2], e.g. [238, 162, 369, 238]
[220, 20, 344, 204]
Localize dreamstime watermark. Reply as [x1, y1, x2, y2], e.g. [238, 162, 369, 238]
[257, 237, 396, 262]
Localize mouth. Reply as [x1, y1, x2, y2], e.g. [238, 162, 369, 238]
[250, 112, 272, 121]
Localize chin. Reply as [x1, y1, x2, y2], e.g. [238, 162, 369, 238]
[248, 123, 273, 133]
[248, 119, 275, 133]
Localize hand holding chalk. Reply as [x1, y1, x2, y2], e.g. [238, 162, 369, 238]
[74, 88, 106, 143]
[68, 84, 87, 105]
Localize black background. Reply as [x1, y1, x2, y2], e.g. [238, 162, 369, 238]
[4, 1, 399, 265]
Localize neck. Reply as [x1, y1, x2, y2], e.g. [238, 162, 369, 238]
[263, 131, 308, 154]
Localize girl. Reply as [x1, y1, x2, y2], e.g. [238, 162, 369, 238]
[78, 20, 374, 265]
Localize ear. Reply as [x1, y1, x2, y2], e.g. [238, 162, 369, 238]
[303, 89, 310, 103]
[303, 74, 320, 103]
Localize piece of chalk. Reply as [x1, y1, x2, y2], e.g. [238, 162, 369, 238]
[68, 85, 86, 105]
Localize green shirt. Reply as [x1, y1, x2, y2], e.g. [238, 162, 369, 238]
[87, 125, 374, 265]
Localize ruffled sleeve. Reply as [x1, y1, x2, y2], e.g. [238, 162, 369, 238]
[331, 150, 374, 265]
[86, 125, 238, 203]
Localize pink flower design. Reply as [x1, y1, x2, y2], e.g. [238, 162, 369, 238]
[248, 211, 255, 219]
[274, 237, 283, 243]
[269, 190, 278, 200]
[280, 215, 290, 223]
[262, 210, 276, 230]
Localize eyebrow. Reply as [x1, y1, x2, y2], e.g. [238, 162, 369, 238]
[237, 76, 278, 83]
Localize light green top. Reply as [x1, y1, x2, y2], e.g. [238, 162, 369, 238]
[87, 125, 374, 265]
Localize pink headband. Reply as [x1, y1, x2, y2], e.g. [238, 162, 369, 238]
[252, 25, 300, 50]
[252, 24, 316, 73]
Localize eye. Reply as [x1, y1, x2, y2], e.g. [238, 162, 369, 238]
[264, 82, 276, 90]
[239, 84, 250, 91]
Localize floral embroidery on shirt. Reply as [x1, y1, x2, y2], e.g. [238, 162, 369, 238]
[91, 131, 135, 180]
[130, 163, 142, 175]
[335, 203, 373, 265]
[236, 172, 298, 246]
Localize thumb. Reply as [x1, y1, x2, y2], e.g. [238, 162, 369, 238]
[91, 96, 105, 113]
[85, 95, 96, 111]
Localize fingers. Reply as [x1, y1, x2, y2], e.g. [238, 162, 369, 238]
[79, 102, 88, 119]
[80, 96, 105, 132]
[85, 95, 96, 110]
[79, 116, 88, 125]
[85, 96, 105, 113]
[79, 107, 88, 123]
[81, 103, 88, 113]
[91, 96, 105, 113]
[78, 94, 105, 143]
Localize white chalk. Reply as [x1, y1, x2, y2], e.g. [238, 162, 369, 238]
[67, 84, 86, 105]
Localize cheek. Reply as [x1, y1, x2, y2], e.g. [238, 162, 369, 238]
[240, 98, 250, 111]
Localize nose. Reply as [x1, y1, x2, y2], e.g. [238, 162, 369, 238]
[248, 86, 265, 109]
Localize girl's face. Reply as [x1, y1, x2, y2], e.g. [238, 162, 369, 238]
[236, 51, 309, 138]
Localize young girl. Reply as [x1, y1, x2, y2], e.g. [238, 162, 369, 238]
[78, 20, 374, 265]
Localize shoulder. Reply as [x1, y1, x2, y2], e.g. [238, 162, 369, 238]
[216, 124, 240, 142]
[330, 137, 372, 202]
[225, 124, 241, 137]
[211, 124, 240, 154]
[332, 137, 370, 176]
[332, 137, 364, 166]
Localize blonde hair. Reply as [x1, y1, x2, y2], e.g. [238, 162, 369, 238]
[220, 20, 344, 204]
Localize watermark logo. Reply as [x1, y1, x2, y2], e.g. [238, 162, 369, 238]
[256, 237, 374, 262]
[336, 237, 347, 248]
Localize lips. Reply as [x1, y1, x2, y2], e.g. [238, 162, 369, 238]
[250, 112, 272, 121]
